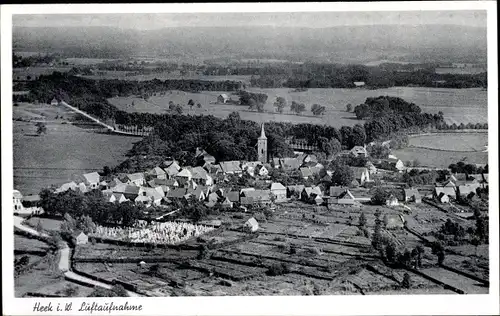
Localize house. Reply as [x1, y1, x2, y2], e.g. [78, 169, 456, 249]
[175, 168, 193, 186]
[108, 193, 129, 204]
[108, 178, 124, 190]
[351, 167, 370, 186]
[114, 184, 141, 200]
[434, 187, 456, 202]
[164, 161, 181, 178]
[241, 190, 271, 205]
[77, 182, 88, 193]
[135, 195, 152, 207]
[185, 187, 205, 201]
[139, 187, 164, 206]
[335, 190, 356, 205]
[329, 186, 346, 198]
[254, 164, 269, 177]
[50, 98, 59, 106]
[207, 192, 220, 204]
[191, 167, 213, 186]
[219, 161, 242, 174]
[437, 192, 450, 203]
[83, 172, 100, 189]
[13, 190, 24, 212]
[287, 185, 305, 198]
[221, 197, 234, 209]
[350, 145, 368, 158]
[385, 195, 399, 206]
[301, 186, 323, 203]
[404, 189, 422, 203]
[206, 164, 223, 175]
[353, 81, 365, 88]
[270, 182, 287, 202]
[217, 94, 230, 104]
[280, 158, 302, 170]
[243, 217, 259, 232]
[366, 161, 377, 174]
[456, 185, 477, 200]
[55, 181, 78, 193]
[126, 173, 145, 186]
[300, 167, 313, 179]
[72, 231, 88, 245]
[314, 196, 325, 206]
[166, 188, 188, 202]
[147, 167, 167, 180]
[195, 148, 216, 165]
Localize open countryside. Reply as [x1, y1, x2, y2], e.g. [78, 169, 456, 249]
[10, 10, 491, 303]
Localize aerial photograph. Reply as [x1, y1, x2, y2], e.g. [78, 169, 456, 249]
[12, 10, 489, 298]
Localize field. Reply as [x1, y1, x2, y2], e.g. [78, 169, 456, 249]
[408, 133, 488, 152]
[83, 71, 254, 84]
[67, 200, 488, 296]
[13, 67, 71, 80]
[108, 87, 487, 126]
[24, 217, 63, 232]
[13, 102, 139, 195]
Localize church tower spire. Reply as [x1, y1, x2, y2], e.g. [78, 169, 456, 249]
[257, 123, 268, 163]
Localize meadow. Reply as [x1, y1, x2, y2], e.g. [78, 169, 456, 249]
[392, 147, 488, 168]
[13, 103, 138, 195]
[408, 133, 488, 152]
[108, 87, 487, 126]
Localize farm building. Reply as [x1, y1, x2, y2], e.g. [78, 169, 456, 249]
[77, 183, 88, 193]
[300, 167, 314, 179]
[329, 186, 346, 198]
[191, 167, 213, 186]
[185, 187, 206, 201]
[385, 195, 399, 206]
[147, 167, 167, 180]
[353, 81, 366, 88]
[244, 217, 259, 232]
[254, 164, 269, 177]
[217, 94, 230, 104]
[139, 187, 165, 205]
[50, 98, 59, 106]
[176, 168, 193, 186]
[350, 145, 368, 158]
[207, 192, 220, 204]
[135, 195, 152, 206]
[13, 190, 24, 212]
[55, 181, 78, 193]
[126, 173, 146, 186]
[72, 231, 89, 245]
[226, 191, 240, 203]
[113, 184, 141, 200]
[108, 193, 129, 204]
[404, 189, 422, 203]
[270, 182, 287, 202]
[287, 185, 305, 198]
[83, 172, 100, 190]
[241, 190, 271, 205]
[314, 196, 325, 206]
[166, 188, 188, 202]
[351, 167, 370, 186]
[219, 161, 242, 174]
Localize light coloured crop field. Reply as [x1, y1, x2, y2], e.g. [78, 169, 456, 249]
[409, 133, 488, 152]
[392, 147, 488, 168]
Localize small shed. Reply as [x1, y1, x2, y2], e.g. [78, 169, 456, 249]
[50, 98, 59, 106]
[244, 217, 259, 232]
[72, 231, 89, 245]
[217, 94, 230, 104]
[385, 195, 399, 206]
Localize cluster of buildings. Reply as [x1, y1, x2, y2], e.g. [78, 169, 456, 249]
[433, 173, 488, 203]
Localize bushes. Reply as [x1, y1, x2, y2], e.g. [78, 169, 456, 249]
[266, 262, 291, 276]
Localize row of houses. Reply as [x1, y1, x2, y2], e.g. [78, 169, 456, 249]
[433, 173, 488, 203]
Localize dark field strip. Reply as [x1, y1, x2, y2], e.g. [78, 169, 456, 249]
[257, 230, 370, 249]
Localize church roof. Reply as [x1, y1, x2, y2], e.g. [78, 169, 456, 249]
[258, 123, 267, 140]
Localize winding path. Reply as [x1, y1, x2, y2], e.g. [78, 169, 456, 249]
[14, 216, 142, 297]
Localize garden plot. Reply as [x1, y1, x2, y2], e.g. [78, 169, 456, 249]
[420, 267, 489, 294]
[15, 235, 50, 253]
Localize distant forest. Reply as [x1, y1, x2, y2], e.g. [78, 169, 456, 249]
[20, 73, 446, 172]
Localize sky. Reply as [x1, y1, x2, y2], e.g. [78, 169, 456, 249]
[13, 11, 487, 29]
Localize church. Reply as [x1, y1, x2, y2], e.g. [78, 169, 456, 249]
[257, 123, 268, 163]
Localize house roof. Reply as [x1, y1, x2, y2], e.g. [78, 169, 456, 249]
[457, 185, 476, 196]
[287, 185, 305, 192]
[140, 187, 164, 200]
[303, 186, 322, 197]
[191, 166, 208, 179]
[271, 182, 286, 191]
[220, 161, 242, 173]
[219, 93, 229, 100]
[245, 217, 258, 227]
[166, 188, 188, 198]
[300, 167, 313, 178]
[353, 81, 365, 86]
[329, 186, 346, 197]
[350, 146, 367, 154]
[242, 190, 271, 201]
[135, 195, 152, 203]
[72, 230, 87, 238]
[222, 197, 233, 206]
[338, 190, 355, 200]
[111, 193, 127, 201]
[22, 194, 40, 202]
[164, 163, 181, 176]
[435, 187, 456, 197]
[176, 168, 192, 178]
[127, 173, 144, 182]
[149, 167, 166, 176]
[226, 191, 240, 202]
[404, 188, 420, 198]
[83, 172, 100, 184]
[186, 187, 204, 198]
[280, 158, 301, 170]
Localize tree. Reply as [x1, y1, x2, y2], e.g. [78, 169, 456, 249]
[359, 212, 367, 227]
[331, 163, 354, 186]
[274, 96, 287, 113]
[367, 144, 390, 159]
[248, 98, 257, 111]
[351, 124, 366, 146]
[35, 122, 47, 135]
[174, 105, 183, 115]
[401, 273, 412, 289]
[372, 209, 383, 250]
[382, 214, 389, 229]
[102, 166, 111, 176]
[256, 102, 265, 113]
[35, 219, 44, 233]
[371, 188, 389, 205]
[291, 101, 306, 115]
[168, 101, 175, 110]
[188, 99, 195, 108]
[311, 104, 326, 116]
[197, 103, 202, 108]
[346, 103, 353, 112]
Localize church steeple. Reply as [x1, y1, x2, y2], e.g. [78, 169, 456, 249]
[257, 123, 268, 163]
[259, 123, 267, 140]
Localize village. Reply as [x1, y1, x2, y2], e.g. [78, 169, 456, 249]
[13, 122, 489, 297]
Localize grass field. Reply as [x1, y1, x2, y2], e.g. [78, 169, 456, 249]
[392, 147, 488, 168]
[108, 87, 487, 126]
[408, 133, 488, 152]
[13, 103, 138, 195]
